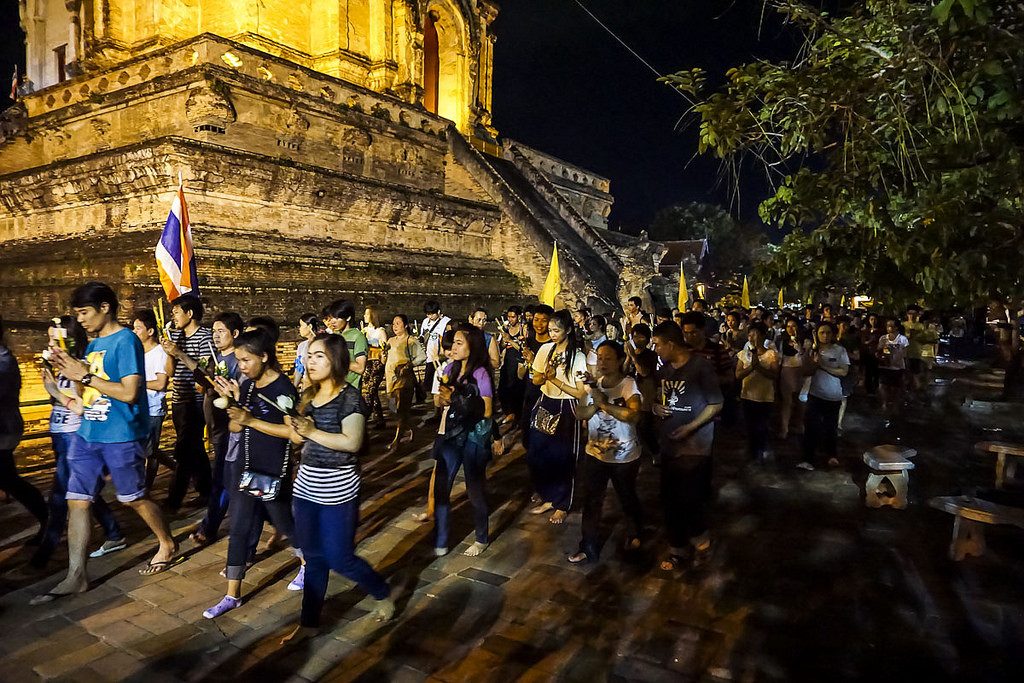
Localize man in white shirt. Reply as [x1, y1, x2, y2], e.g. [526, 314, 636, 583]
[420, 300, 451, 423]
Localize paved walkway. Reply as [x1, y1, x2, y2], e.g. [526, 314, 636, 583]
[1, 364, 1023, 682]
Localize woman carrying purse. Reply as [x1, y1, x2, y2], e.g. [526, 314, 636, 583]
[384, 314, 426, 455]
[432, 324, 494, 557]
[203, 329, 301, 619]
[526, 309, 588, 525]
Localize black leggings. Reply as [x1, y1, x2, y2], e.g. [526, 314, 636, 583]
[742, 400, 773, 460]
[225, 485, 297, 580]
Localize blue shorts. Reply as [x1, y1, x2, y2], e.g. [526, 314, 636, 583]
[67, 438, 147, 503]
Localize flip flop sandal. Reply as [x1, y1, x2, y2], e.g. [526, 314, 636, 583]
[29, 590, 81, 606]
[139, 555, 185, 576]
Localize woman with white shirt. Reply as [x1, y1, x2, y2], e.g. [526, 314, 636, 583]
[735, 323, 780, 464]
[293, 313, 325, 391]
[130, 310, 172, 491]
[876, 319, 909, 424]
[361, 306, 388, 429]
[798, 322, 849, 471]
[527, 309, 588, 524]
[568, 340, 643, 564]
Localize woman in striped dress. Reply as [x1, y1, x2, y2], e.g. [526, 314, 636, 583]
[282, 333, 394, 643]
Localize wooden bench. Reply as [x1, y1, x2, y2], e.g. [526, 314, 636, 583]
[928, 495, 1024, 560]
[974, 442, 1024, 490]
[863, 445, 917, 509]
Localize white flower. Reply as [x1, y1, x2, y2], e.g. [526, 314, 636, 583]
[276, 395, 295, 412]
[213, 397, 230, 409]
[41, 349, 52, 361]
[51, 317, 62, 327]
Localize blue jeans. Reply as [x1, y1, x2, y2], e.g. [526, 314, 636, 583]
[433, 435, 489, 549]
[34, 432, 123, 567]
[198, 430, 231, 539]
[292, 496, 389, 628]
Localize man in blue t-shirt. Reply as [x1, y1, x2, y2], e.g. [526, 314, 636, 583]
[35, 282, 179, 605]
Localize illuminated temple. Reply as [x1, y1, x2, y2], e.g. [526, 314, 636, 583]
[0, 0, 661, 321]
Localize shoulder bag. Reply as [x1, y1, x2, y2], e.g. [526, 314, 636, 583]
[238, 382, 290, 501]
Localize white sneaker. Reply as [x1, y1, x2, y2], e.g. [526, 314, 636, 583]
[89, 539, 127, 558]
[287, 565, 305, 591]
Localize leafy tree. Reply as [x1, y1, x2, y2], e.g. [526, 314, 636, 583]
[648, 201, 767, 278]
[663, 0, 1024, 307]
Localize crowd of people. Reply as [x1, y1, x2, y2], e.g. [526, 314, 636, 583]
[1, 281, 1022, 640]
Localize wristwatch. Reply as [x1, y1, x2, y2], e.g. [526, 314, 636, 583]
[81, 373, 94, 386]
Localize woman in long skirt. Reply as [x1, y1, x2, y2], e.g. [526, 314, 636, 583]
[526, 310, 587, 524]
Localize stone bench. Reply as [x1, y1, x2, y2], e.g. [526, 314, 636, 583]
[928, 495, 1024, 561]
[863, 445, 917, 509]
[974, 442, 1024, 490]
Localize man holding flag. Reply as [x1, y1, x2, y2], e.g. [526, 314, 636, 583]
[155, 177, 213, 511]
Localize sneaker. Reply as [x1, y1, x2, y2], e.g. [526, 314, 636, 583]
[89, 539, 128, 558]
[287, 566, 305, 591]
[796, 461, 815, 471]
[203, 595, 241, 619]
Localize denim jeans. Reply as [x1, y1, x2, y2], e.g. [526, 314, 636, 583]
[433, 435, 489, 549]
[198, 430, 232, 539]
[293, 496, 389, 628]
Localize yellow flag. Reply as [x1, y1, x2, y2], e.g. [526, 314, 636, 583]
[541, 243, 561, 306]
[697, 283, 706, 300]
[840, 294, 846, 307]
[741, 275, 751, 309]
[678, 263, 688, 311]
[778, 289, 784, 308]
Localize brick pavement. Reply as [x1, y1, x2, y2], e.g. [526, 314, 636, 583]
[1, 367, 1023, 681]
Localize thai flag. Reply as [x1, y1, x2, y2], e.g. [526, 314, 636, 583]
[10, 65, 19, 101]
[155, 177, 199, 300]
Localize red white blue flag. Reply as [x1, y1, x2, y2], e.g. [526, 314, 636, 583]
[156, 176, 199, 300]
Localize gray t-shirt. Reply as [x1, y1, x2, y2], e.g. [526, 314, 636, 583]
[808, 344, 850, 402]
[657, 355, 723, 458]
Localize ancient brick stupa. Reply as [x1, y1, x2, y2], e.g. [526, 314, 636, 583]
[0, 0, 660, 325]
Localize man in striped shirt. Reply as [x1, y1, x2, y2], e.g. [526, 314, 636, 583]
[161, 294, 214, 511]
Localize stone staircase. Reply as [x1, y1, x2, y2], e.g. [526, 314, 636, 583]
[449, 130, 624, 310]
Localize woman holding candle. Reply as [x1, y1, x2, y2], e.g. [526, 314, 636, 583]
[384, 314, 426, 455]
[361, 306, 388, 429]
[527, 309, 588, 525]
[202, 328, 301, 619]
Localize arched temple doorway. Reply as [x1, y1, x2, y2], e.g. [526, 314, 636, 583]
[422, 2, 468, 132]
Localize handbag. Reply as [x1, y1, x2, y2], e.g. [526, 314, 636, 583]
[393, 341, 418, 390]
[531, 403, 561, 436]
[238, 470, 282, 501]
[238, 382, 289, 502]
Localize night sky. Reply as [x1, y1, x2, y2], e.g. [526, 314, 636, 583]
[491, 0, 800, 233]
[0, 1, 799, 233]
